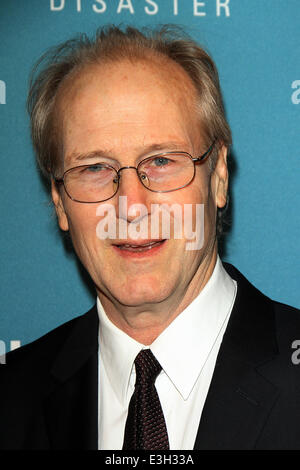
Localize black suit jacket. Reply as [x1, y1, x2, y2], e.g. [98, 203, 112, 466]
[0, 263, 300, 450]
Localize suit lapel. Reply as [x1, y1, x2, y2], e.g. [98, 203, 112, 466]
[194, 264, 279, 450]
[44, 306, 99, 450]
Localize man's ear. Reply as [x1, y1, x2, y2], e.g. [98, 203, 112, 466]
[51, 179, 69, 231]
[213, 144, 229, 209]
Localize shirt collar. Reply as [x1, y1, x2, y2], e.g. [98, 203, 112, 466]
[150, 256, 237, 399]
[98, 299, 143, 406]
[98, 255, 237, 404]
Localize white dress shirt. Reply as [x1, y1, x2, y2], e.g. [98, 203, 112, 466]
[97, 256, 237, 450]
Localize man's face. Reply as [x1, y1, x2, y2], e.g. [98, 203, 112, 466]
[52, 58, 228, 315]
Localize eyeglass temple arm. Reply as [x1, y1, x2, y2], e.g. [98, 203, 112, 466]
[192, 141, 216, 163]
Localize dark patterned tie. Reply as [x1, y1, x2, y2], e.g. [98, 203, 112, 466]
[122, 349, 170, 450]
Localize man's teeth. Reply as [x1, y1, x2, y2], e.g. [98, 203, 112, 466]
[124, 241, 157, 247]
[118, 241, 163, 249]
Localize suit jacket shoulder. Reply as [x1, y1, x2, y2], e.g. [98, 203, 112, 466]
[0, 305, 99, 449]
[194, 263, 300, 450]
[4, 312, 83, 369]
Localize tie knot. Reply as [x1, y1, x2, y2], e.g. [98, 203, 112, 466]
[134, 349, 162, 384]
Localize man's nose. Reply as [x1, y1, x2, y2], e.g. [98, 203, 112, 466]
[115, 167, 151, 222]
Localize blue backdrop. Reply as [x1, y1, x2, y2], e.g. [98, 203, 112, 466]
[0, 0, 299, 352]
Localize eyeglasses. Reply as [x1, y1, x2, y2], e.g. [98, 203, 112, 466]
[54, 142, 215, 203]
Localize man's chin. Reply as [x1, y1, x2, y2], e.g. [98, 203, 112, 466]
[106, 283, 175, 309]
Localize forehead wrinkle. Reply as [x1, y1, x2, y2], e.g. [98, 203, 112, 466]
[56, 56, 202, 169]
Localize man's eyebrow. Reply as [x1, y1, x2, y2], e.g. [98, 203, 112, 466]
[142, 142, 189, 154]
[67, 142, 189, 164]
[68, 150, 115, 163]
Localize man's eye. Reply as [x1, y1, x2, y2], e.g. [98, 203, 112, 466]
[85, 164, 106, 172]
[153, 157, 171, 167]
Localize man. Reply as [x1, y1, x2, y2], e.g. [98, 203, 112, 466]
[0, 25, 299, 450]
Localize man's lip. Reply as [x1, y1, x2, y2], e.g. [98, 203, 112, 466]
[112, 239, 166, 248]
[111, 239, 167, 257]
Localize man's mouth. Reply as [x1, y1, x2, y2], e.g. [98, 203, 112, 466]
[112, 239, 166, 254]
